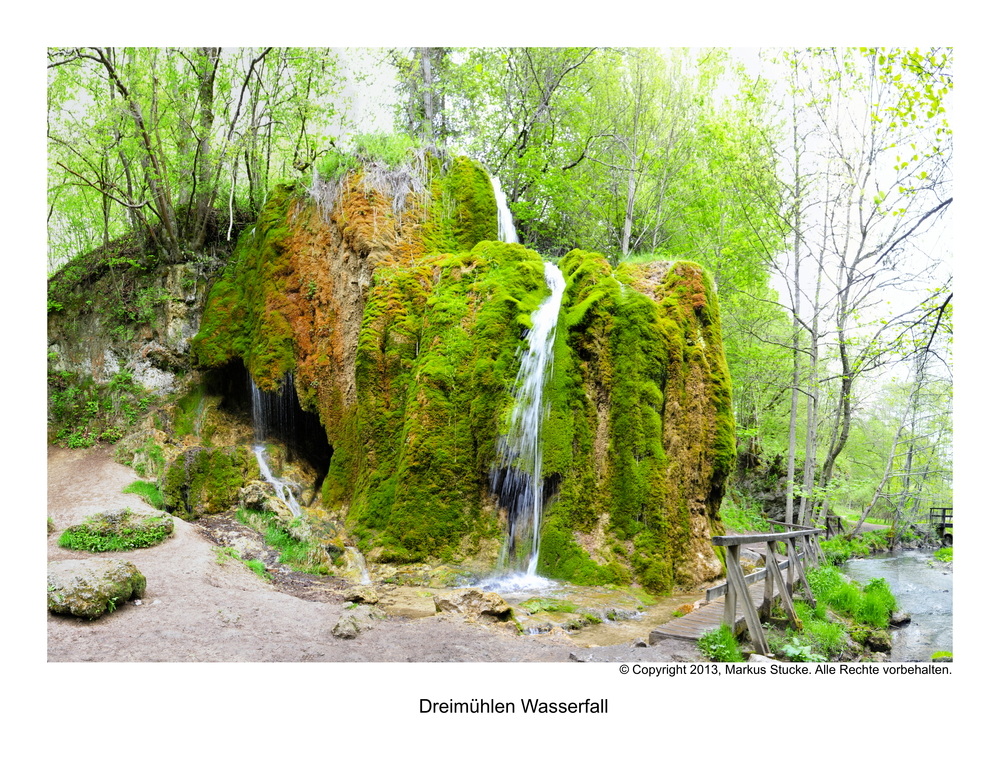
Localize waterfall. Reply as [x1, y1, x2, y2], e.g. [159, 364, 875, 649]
[252, 444, 302, 518]
[491, 176, 519, 244]
[490, 261, 566, 580]
[249, 373, 302, 518]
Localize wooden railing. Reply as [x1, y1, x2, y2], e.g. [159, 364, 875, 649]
[929, 507, 953, 528]
[711, 524, 825, 656]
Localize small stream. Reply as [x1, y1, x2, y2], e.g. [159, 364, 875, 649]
[840, 550, 953, 662]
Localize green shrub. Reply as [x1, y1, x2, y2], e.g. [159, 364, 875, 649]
[58, 508, 173, 552]
[355, 132, 419, 168]
[314, 149, 359, 182]
[806, 565, 897, 629]
[698, 625, 744, 662]
[235, 509, 332, 575]
[934, 546, 953, 562]
[245, 559, 270, 580]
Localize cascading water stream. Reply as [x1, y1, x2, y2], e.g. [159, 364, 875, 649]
[489, 260, 566, 585]
[249, 376, 302, 518]
[491, 176, 519, 244]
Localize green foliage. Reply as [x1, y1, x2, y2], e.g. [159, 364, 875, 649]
[807, 565, 898, 629]
[235, 510, 333, 575]
[934, 546, 953, 562]
[519, 597, 578, 615]
[58, 508, 173, 552]
[314, 148, 359, 183]
[778, 637, 827, 662]
[122, 480, 165, 509]
[820, 531, 890, 565]
[48, 369, 153, 448]
[719, 494, 770, 533]
[245, 559, 270, 581]
[698, 625, 743, 662]
[355, 132, 420, 168]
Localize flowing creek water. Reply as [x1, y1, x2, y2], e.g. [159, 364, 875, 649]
[841, 550, 953, 661]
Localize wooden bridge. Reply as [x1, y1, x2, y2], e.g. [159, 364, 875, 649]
[649, 523, 824, 655]
[929, 507, 953, 545]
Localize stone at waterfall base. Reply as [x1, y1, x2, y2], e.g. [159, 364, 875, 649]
[48, 558, 147, 620]
[433, 588, 518, 633]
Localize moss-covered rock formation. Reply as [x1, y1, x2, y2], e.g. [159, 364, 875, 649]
[189, 150, 734, 591]
[537, 252, 733, 590]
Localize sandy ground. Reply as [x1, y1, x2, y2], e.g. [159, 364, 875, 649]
[47, 445, 702, 663]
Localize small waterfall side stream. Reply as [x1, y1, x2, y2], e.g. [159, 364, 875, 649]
[249, 376, 302, 518]
[841, 550, 953, 661]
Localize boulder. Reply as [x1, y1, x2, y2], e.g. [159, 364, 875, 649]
[48, 558, 147, 619]
[344, 586, 380, 605]
[331, 603, 385, 639]
[433, 588, 515, 623]
[237, 482, 272, 510]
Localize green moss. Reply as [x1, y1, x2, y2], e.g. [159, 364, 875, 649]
[532, 252, 734, 592]
[162, 446, 256, 519]
[348, 242, 548, 561]
[444, 156, 498, 251]
[191, 184, 298, 389]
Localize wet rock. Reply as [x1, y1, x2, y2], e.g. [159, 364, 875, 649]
[237, 482, 272, 510]
[48, 558, 146, 620]
[863, 628, 893, 653]
[338, 546, 370, 583]
[433, 588, 516, 623]
[889, 611, 912, 628]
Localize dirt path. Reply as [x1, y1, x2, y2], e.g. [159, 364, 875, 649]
[47, 445, 701, 663]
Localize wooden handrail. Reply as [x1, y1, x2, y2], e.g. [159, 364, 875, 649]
[713, 527, 823, 547]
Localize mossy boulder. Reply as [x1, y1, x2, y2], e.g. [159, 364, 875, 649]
[48, 558, 147, 619]
[58, 508, 174, 552]
[162, 445, 257, 519]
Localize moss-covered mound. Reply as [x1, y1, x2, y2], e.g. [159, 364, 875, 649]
[190, 150, 734, 591]
[58, 508, 174, 552]
[162, 446, 257, 519]
[536, 252, 733, 590]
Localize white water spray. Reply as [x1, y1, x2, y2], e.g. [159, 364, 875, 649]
[491, 176, 519, 244]
[491, 261, 566, 580]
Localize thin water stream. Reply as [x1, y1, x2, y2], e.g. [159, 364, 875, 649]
[840, 550, 953, 661]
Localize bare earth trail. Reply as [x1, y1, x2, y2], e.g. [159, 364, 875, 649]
[47, 446, 701, 663]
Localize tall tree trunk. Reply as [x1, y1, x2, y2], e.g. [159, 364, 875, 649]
[192, 47, 221, 251]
